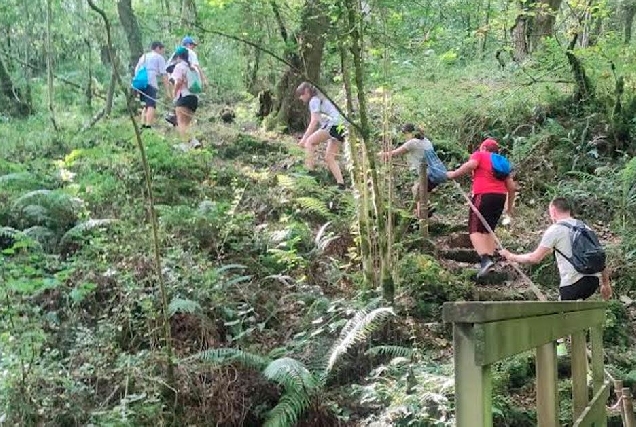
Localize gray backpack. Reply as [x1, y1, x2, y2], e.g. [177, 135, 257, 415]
[554, 221, 606, 275]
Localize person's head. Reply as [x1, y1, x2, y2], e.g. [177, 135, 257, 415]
[150, 41, 165, 54]
[401, 123, 425, 140]
[182, 36, 198, 49]
[479, 138, 499, 153]
[295, 82, 318, 103]
[548, 197, 573, 222]
[175, 46, 189, 62]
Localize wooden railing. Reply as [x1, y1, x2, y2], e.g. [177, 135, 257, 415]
[442, 301, 609, 427]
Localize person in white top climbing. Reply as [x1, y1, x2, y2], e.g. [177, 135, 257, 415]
[378, 123, 448, 216]
[172, 47, 200, 147]
[500, 197, 612, 301]
[296, 82, 346, 190]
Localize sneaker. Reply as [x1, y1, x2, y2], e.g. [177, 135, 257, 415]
[189, 138, 202, 149]
[337, 183, 346, 190]
[477, 257, 495, 278]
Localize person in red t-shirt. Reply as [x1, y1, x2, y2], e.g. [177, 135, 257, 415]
[446, 138, 516, 277]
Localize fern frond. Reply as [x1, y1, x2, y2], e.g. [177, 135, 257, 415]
[0, 172, 36, 186]
[168, 297, 202, 317]
[277, 174, 297, 191]
[365, 345, 414, 359]
[211, 264, 247, 275]
[196, 200, 216, 214]
[324, 307, 395, 376]
[59, 219, 117, 247]
[264, 392, 312, 427]
[295, 197, 330, 217]
[0, 226, 20, 239]
[22, 226, 55, 247]
[263, 357, 317, 392]
[190, 347, 268, 370]
[314, 221, 339, 252]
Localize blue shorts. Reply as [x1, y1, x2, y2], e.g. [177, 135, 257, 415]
[139, 85, 157, 108]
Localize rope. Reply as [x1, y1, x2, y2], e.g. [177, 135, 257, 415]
[450, 180, 546, 301]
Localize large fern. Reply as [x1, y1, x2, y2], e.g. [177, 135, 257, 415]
[324, 307, 396, 376]
[58, 219, 117, 248]
[11, 189, 84, 231]
[168, 297, 202, 317]
[264, 392, 312, 427]
[295, 197, 331, 217]
[191, 347, 268, 370]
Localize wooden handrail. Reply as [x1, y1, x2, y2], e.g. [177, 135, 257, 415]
[443, 301, 609, 427]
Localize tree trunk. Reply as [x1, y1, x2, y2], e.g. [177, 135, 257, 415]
[117, 0, 143, 75]
[267, 0, 329, 132]
[511, 0, 562, 60]
[46, 0, 58, 130]
[0, 55, 31, 116]
[625, 4, 636, 43]
[180, 0, 197, 29]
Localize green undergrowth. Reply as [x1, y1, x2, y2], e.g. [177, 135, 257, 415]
[2, 55, 636, 425]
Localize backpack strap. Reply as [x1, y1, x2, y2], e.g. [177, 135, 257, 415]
[553, 221, 576, 267]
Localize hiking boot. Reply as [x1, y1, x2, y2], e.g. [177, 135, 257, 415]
[477, 256, 495, 278]
[165, 113, 177, 127]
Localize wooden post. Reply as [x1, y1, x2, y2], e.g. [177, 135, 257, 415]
[614, 380, 626, 426]
[589, 326, 607, 426]
[418, 160, 428, 238]
[454, 323, 492, 427]
[571, 331, 588, 420]
[623, 388, 636, 427]
[536, 342, 559, 426]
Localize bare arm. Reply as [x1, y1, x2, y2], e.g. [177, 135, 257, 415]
[447, 159, 478, 180]
[500, 245, 551, 264]
[505, 176, 516, 214]
[600, 269, 612, 300]
[195, 65, 208, 85]
[378, 142, 409, 159]
[299, 112, 321, 145]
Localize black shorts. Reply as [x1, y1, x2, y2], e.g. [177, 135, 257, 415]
[321, 123, 346, 142]
[559, 276, 599, 301]
[139, 85, 157, 108]
[175, 94, 198, 113]
[468, 193, 506, 234]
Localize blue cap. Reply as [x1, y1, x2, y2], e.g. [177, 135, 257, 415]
[181, 36, 197, 46]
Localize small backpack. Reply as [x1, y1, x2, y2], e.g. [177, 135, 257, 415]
[131, 55, 149, 91]
[554, 221, 606, 275]
[187, 68, 202, 94]
[490, 153, 512, 180]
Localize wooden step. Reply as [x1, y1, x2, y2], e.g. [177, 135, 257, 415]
[440, 248, 480, 264]
[429, 222, 466, 236]
[441, 232, 473, 249]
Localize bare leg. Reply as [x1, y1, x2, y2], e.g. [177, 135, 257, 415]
[325, 139, 344, 184]
[470, 232, 492, 256]
[175, 106, 193, 141]
[145, 106, 156, 126]
[304, 129, 330, 171]
[140, 106, 147, 125]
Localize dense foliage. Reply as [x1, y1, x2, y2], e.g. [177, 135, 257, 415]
[1, 0, 636, 425]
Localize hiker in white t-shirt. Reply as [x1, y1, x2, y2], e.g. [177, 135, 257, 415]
[378, 123, 447, 217]
[296, 82, 346, 189]
[500, 197, 612, 301]
[172, 47, 200, 147]
[134, 41, 169, 128]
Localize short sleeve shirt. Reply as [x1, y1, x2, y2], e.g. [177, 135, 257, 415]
[173, 62, 192, 98]
[539, 218, 602, 287]
[308, 96, 343, 128]
[136, 51, 167, 89]
[187, 48, 199, 67]
[403, 138, 433, 171]
[470, 151, 507, 195]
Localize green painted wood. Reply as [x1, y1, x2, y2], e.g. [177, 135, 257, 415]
[454, 323, 492, 427]
[590, 326, 605, 394]
[473, 309, 605, 365]
[571, 331, 589, 420]
[443, 301, 607, 324]
[536, 342, 559, 427]
[572, 382, 610, 427]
